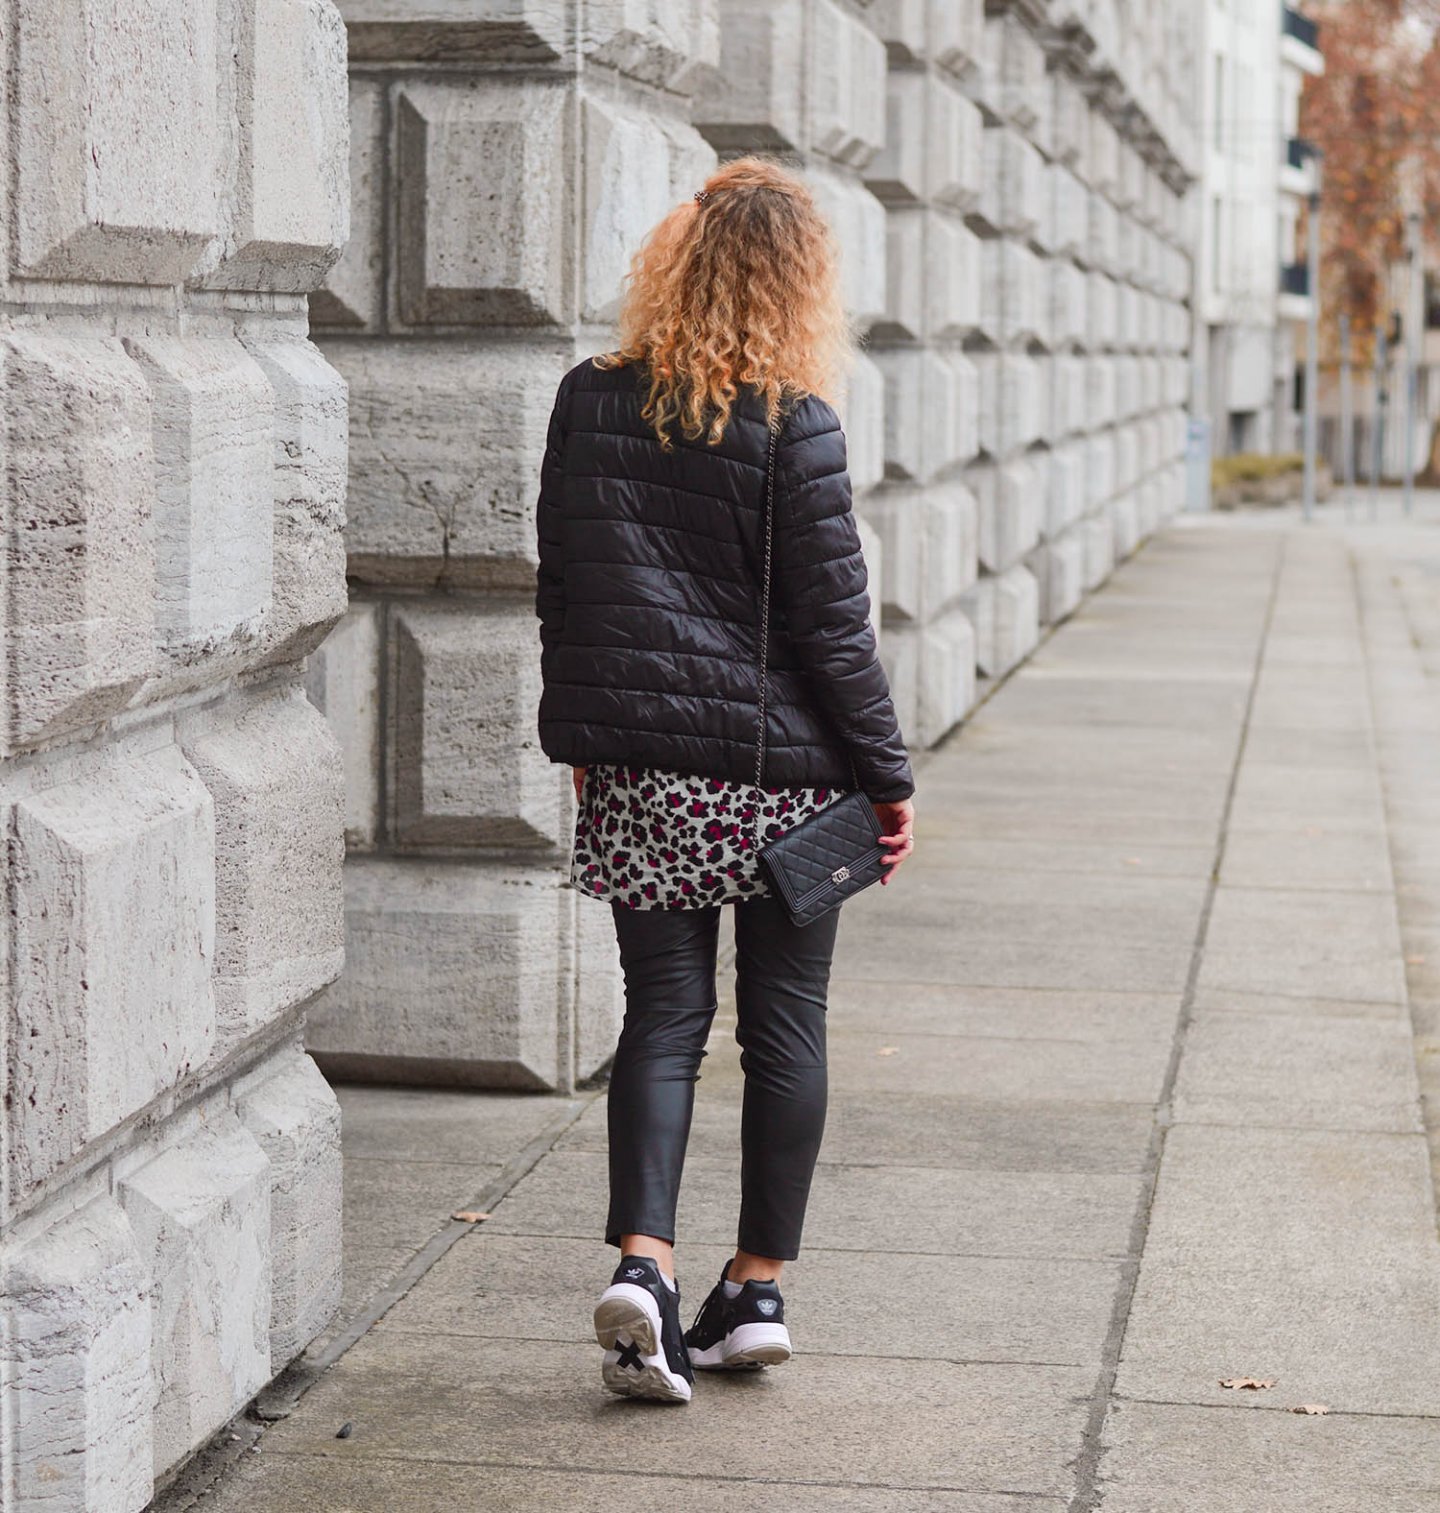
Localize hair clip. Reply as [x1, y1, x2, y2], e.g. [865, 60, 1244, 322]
[693, 188, 710, 206]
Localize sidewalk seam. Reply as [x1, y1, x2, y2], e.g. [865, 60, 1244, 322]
[1065, 531, 1289, 1513]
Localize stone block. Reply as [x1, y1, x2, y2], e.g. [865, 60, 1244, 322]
[1115, 281, 1138, 349]
[337, 0, 568, 61]
[1089, 110, 1119, 197]
[978, 456, 1041, 573]
[394, 78, 570, 326]
[1050, 261, 1086, 349]
[944, 351, 981, 465]
[1028, 530, 1086, 625]
[1087, 191, 1118, 275]
[916, 607, 977, 746]
[807, 0, 887, 169]
[5, 749, 216, 1217]
[241, 337, 349, 666]
[1085, 429, 1116, 509]
[198, 0, 349, 292]
[1107, 490, 1143, 562]
[306, 602, 382, 851]
[1081, 511, 1116, 590]
[975, 352, 1040, 457]
[181, 694, 345, 1047]
[994, 12, 1045, 134]
[122, 336, 275, 650]
[0, 333, 156, 753]
[313, 79, 383, 328]
[1051, 72, 1086, 168]
[979, 126, 1043, 238]
[858, 488, 923, 624]
[1115, 422, 1139, 491]
[1134, 477, 1160, 539]
[838, 353, 886, 494]
[991, 563, 1040, 677]
[234, 1050, 343, 1362]
[1044, 442, 1086, 538]
[922, 483, 979, 612]
[13, 0, 220, 283]
[118, 1113, 272, 1476]
[581, 97, 715, 323]
[984, 240, 1044, 346]
[0, 1195, 153, 1512]
[883, 208, 925, 339]
[574, 892, 624, 1084]
[807, 167, 887, 329]
[1052, 354, 1086, 438]
[957, 578, 993, 682]
[305, 858, 569, 1089]
[879, 623, 920, 745]
[388, 600, 563, 849]
[583, 0, 719, 90]
[1088, 271, 1117, 347]
[694, 0, 804, 152]
[873, 0, 983, 75]
[1110, 491, 1141, 559]
[1087, 355, 1117, 430]
[1050, 166, 1087, 258]
[334, 340, 569, 588]
[868, 73, 980, 210]
[926, 213, 981, 339]
[874, 348, 960, 482]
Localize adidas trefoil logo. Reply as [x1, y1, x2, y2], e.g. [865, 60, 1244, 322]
[624, 1267, 646, 1279]
[756, 1297, 779, 1316]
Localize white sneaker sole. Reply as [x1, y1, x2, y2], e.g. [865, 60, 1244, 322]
[688, 1320, 793, 1371]
[594, 1282, 692, 1403]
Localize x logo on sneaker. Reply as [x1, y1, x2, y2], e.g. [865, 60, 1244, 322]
[616, 1339, 644, 1370]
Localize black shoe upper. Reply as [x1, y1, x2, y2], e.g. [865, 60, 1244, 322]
[612, 1254, 695, 1384]
[684, 1259, 786, 1351]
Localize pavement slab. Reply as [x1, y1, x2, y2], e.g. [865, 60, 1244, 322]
[168, 506, 1440, 1512]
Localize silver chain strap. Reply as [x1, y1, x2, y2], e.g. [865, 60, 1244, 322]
[751, 415, 779, 850]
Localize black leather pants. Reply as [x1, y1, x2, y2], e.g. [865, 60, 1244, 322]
[605, 894, 841, 1262]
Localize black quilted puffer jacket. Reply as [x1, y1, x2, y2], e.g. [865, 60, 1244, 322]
[533, 357, 914, 803]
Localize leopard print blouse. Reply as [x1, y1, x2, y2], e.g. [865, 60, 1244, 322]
[570, 763, 843, 909]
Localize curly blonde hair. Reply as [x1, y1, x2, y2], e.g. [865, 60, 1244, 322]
[594, 157, 853, 448]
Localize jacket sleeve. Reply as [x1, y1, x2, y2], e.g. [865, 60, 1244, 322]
[771, 398, 916, 803]
[534, 381, 568, 682]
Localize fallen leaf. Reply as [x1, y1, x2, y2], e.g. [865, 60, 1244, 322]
[1292, 1403, 1329, 1415]
[877, 1046, 898, 1057]
[451, 1210, 492, 1223]
[1219, 1376, 1275, 1391]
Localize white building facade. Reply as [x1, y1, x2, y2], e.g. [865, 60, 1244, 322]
[1194, 0, 1324, 457]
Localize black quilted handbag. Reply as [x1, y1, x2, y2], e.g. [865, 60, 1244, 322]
[751, 416, 888, 926]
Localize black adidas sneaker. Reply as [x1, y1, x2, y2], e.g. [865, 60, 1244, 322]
[684, 1259, 793, 1370]
[593, 1254, 695, 1403]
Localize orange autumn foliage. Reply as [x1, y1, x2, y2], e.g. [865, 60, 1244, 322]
[1301, 0, 1440, 362]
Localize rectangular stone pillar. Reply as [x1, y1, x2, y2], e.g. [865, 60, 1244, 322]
[0, 3, 351, 1505]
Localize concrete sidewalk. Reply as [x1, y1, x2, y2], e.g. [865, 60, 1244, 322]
[182, 506, 1440, 1511]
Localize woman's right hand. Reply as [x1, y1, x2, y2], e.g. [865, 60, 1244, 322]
[874, 798, 914, 884]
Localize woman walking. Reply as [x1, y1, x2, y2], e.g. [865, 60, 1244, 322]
[533, 157, 915, 1404]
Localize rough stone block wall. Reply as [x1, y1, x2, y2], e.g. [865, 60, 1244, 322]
[307, 0, 1199, 1092]
[0, 3, 351, 1507]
